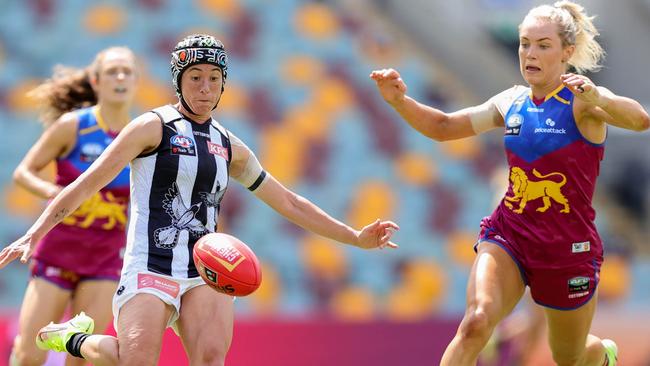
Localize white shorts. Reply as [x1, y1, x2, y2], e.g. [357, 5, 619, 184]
[112, 270, 206, 332]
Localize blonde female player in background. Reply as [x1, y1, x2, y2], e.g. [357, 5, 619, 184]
[371, 1, 648, 365]
[8, 47, 138, 366]
[0, 34, 398, 365]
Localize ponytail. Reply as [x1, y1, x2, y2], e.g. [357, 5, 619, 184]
[522, 1, 605, 74]
[28, 46, 135, 127]
[554, 1, 605, 74]
[28, 66, 96, 127]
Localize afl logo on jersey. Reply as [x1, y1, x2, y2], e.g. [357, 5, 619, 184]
[505, 114, 523, 136]
[80, 143, 103, 162]
[170, 135, 196, 156]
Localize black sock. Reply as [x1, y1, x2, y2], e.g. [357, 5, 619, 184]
[65, 333, 90, 358]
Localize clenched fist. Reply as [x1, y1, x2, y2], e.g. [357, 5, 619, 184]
[370, 68, 408, 106]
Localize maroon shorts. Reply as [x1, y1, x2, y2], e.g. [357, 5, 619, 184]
[476, 217, 601, 310]
[32, 223, 125, 278]
[30, 259, 120, 291]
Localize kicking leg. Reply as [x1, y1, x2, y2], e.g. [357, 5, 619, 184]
[441, 242, 526, 366]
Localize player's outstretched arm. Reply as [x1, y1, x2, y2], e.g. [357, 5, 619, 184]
[561, 73, 650, 132]
[0, 114, 162, 268]
[370, 68, 502, 141]
[255, 175, 398, 249]
[228, 133, 398, 250]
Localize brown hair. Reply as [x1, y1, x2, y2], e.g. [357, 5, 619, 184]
[28, 46, 135, 126]
[521, 1, 605, 74]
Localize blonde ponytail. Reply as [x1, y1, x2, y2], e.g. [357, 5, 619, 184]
[522, 1, 605, 74]
[554, 1, 604, 73]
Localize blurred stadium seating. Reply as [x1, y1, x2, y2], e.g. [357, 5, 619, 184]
[0, 1, 648, 365]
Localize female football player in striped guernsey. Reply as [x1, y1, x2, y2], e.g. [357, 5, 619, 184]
[0, 34, 399, 365]
[371, 1, 648, 365]
[7, 47, 137, 366]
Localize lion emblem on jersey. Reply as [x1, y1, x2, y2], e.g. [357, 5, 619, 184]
[62, 191, 127, 229]
[503, 167, 570, 214]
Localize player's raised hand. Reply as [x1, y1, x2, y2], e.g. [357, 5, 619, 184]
[561, 73, 601, 105]
[370, 68, 408, 106]
[0, 234, 37, 269]
[356, 219, 399, 250]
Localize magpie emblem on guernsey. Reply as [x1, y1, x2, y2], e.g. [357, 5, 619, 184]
[503, 167, 570, 214]
[170, 135, 196, 156]
[154, 182, 210, 249]
[199, 182, 225, 208]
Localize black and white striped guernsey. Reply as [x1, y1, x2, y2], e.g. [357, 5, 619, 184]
[123, 105, 231, 278]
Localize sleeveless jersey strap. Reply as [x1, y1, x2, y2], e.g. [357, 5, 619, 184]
[210, 119, 228, 136]
[211, 120, 231, 167]
[137, 105, 183, 158]
[76, 107, 100, 136]
[151, 105, 183, 124]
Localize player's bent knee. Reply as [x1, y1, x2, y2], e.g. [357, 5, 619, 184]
[201, 354, 226, 366]
[13, 350, 47, 366]
[458, 308, 493, 342]
[197, 342, 228, 366]
[117, 335, 160, 366]
[13, 340, 47, 366]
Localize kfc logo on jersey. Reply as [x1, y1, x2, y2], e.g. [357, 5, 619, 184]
[170, 135, 196, 156]
[207, 141, 229, 161]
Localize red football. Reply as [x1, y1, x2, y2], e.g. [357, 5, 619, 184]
[193, 233, 262, 296]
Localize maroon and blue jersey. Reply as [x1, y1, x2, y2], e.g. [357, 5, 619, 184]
[33, 107, 130, 279]
[484, 85, 605, 309]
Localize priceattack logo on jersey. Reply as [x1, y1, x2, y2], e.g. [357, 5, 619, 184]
[534, 118, 566, 134]
[170, 135, 197, 156]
